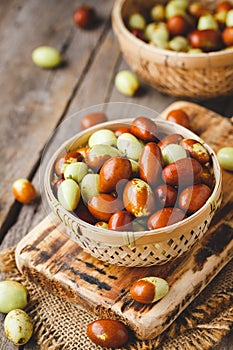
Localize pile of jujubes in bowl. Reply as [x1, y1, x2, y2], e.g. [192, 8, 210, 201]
[44, 108, 222, 267]
[112, 0, 233, 99]
[126, 0, 233, 52]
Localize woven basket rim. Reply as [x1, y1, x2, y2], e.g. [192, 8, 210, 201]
[44, 117, 222, 247]
[112, 0, 233, 69]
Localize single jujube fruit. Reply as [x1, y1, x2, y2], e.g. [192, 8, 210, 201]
[151, 4, 165, 21]
[108, 210, 134, 231]
[166, 109, 190, 128]
[130, 116, 158, 142]
[128, 13, 146, 30]
[86, 144, 121, 171]
[148, 207, 187, 229]
[162, 157, 203, 187]
[179, 138, 210, 164]
[138, 142, 163, 187]
[73, 5, 97, 29]
[32, 46, 62, 68]
[217, 147, 233, 171]
[80, 112, 107, 130]
[167, 15, 190, 36]
[189, 2, 209, 18]
[4, 309, 33, 346]
[87, 319, 129, 348]
[226, 9, 233, 27]
[169, 35, 189, 52]
[81, 173, 100, 205]
[88, 193, 124, 222]
[157, 133, 184, 149]
[99, 156, 132, 193]
[178, 184, 211, 214]
[216, 1, 232, 13]
[197, 14, 219, 31]
[12, 179, 37, 204]
[165, 1, 187, 19]
[222, 27, 233, 46]
[57, 179, 80, 211]
[130, 277, 169, 304]
[154, 184, 177, 208]
[114, 127, 131, 137]
[64, 162, 88, 183]
[0, 281, 28, 313]
[188, 29, 222, 51]
[115, 70, 140, 96]
[88, 129, 117, 148]
[123, 178, 155, 217]
[161, 143, 187, 164]
[117, 132, 144, 160]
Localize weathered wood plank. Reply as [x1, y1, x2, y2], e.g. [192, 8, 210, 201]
[15, 214, 233, 340]
[0, 2, 123, 251]
[0, 0, 113, 234]
[66, 23, 121, 114]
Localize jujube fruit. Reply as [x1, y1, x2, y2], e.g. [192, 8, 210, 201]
[12, 179, 37, 204]
[178, 184, 211, 214]
[99, 156, 132, 193]
[87, 319, 129, 348]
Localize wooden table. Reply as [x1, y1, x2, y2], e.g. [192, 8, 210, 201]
[0, 1, 232, 349]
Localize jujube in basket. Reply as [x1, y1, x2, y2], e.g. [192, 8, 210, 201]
[111, 0, 233, 98]
[125, 0, 233, 52]
[44, 112, 222, 267]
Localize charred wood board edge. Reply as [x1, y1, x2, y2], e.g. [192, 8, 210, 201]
[15, 216, 233, 340]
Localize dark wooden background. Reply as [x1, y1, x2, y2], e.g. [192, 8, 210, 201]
[0, 1, 232, 349]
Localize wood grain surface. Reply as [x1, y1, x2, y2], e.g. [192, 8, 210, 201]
[0, 0, 232, 349]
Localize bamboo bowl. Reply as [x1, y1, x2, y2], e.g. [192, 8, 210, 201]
[112, 0, 233, 99]
[44, 116, 222, 267]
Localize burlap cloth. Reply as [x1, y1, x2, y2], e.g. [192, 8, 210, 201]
[0, 247, 232, 350]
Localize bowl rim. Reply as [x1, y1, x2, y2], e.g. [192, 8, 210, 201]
[112, 0, 233, 69]
[44, 117, 222, 246]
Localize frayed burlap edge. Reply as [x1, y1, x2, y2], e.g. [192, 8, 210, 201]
[0, 247, 232, 350]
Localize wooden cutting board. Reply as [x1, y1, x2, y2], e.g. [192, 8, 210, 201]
[15, 101, 233, 340]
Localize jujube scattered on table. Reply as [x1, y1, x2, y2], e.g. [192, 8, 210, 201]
[12, 179, 37, 204]
[87, 319, 129, 348]
[4, 309, 33, 346]
[0, 281, 28, 313]
[73, 5, 97, 29]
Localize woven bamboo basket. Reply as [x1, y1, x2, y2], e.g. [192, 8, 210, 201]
[44, 117, 222, 267]
[112, 0, 233, 99]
